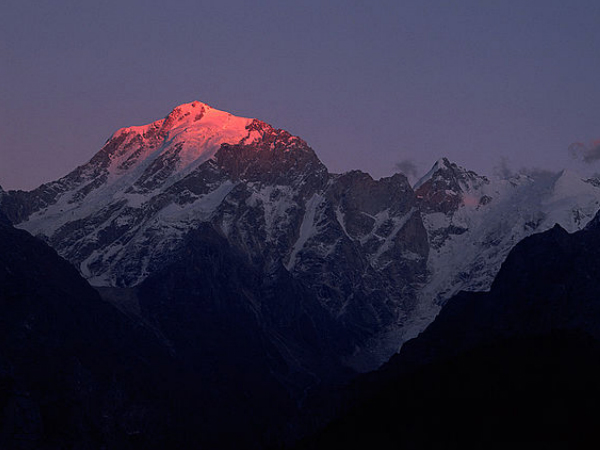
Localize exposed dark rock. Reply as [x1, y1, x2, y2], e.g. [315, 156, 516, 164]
[415, 157, 489, 215]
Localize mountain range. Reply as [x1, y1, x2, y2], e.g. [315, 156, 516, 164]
[2, 101, 600, 447]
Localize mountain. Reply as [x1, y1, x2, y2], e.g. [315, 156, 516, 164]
[1, 101, 429, 371]
[3, 102, 600, 369]
[298, 210, 600, 448]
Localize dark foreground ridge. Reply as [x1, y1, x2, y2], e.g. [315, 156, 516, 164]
[296, 213, 600, 448]
[0, 209, 354, 449]
[0, 211, 179, 449]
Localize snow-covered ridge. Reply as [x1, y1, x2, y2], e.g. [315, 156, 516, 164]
[17, 102, 276, 235]
[102, 101, 258, 184]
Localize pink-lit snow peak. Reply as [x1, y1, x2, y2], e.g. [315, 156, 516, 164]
[111, 100, 257, 149]
[100, 101, 268, 179]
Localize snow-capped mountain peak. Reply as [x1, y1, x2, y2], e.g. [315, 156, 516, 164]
[98, 101, 260, 186]
[2, 102, 333, 283]
[414, 158, 489, 214]
[1, 102, 330, 282]
[413, 157, 453, 190]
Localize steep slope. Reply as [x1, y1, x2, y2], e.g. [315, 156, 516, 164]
[417, 159, 600, 301]
[298, 210, 600, 449]
[399, 213, 600, 366]
[3, 102, 273, 285]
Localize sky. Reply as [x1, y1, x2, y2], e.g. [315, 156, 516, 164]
[1, 0, 599, 190]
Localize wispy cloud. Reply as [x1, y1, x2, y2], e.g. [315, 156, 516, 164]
[569, 139, 600, 164]
[395, 159, 419, 179]
[493, 156, 513, 179]
[518, 167, 557, 181]
[493, 156, 557, 181]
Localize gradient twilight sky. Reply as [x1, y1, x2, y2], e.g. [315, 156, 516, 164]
[1, 0, 599, 190]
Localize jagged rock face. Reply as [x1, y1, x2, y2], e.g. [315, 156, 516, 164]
[1, 104, 328, 287]
[414, 158, 490, 250]
[415, 157, 489, 215]
[290, 172, 428, 322]
[1, 102, 428, 369]
[369, 159, 600, 354]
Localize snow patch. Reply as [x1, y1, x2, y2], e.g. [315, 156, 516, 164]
[286, 194, 323, 270]
[372, 208, 416, 263]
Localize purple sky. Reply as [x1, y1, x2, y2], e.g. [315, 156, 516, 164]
[1, 0, 600, 190]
